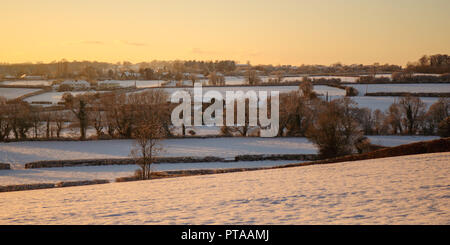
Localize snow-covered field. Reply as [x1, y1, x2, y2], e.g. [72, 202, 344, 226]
[19, 83, 446, 112]
[348, 83, 450, 95]
[1, 152, 448, 224]
[156, 85, 346, 97]
[0, 160, 300, 186]
[0, 88, 42, 100]
[326, 95, 440, 111]
[24, 91, 87, 104]
[0, 137, 317, 167]
[367, 135, 439, 147]
[352, 96, 440, 111]
[0, 80, 53, 86]
[0, 136, 438, 168]
[21, 85, 345, 104]
[24, 91, 106, 105]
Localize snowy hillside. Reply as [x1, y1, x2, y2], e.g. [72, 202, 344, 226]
[1, 152, 448, 224]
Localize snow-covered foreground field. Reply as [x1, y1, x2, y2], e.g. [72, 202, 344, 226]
[0, 136, 438, 167]
[1, 152, 448, 225]
[0, 160, 300, 186]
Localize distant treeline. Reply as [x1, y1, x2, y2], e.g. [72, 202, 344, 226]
[357, 72, 450, 84]
[1, 55, 448, 82]
[0, 59, 406, 80]
[406, 54, 450, 74]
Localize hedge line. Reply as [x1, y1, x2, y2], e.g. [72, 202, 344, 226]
[365, 92, 450, 97]
[0, 163, 11, 170]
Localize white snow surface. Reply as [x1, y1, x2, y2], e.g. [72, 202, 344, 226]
[0, 136, 439, 167]
[0, 160, 300, 186]
[0, 137, 316, 167]
[0, 152, 448, 224]
[0, 88, 41, 100]
[367, 135, 439, 147]
[0, 80, 53, 86]
[326, 95, 439, 111]
[24, 91, 104, 105]
[348, 83, 450, 95]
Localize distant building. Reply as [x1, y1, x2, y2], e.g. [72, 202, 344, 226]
[54, 80, 90, 91]
[97, 80, 121, 89]
[19, 74, 45, 80]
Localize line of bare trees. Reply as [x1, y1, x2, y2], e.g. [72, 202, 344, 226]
[274, 81, 449, 158]
[0, 84, 448, 144]
[276, 82, 449, 138]
[0, 89, 172, 141]
[406, 54, 450, 74]
[0, 98, 68, 141]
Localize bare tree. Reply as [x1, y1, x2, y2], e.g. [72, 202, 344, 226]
[386, 103, 404, 134]
[424, 98, 450, 134]
[273, 71, 284, 83]
[8, 100, 32, 139]
[278, 91, 313, 136]
[208, 71, 225, 86]
[90, 99, 105, 137]
[438, 117, 450, 137]
[53, 110, 67, 138]
[299, 78, 316, 100]
[372, 109, 387, 135]
[399, 96, 426, 135]
[245, 69, 261, 85]
[63, 93, 92, 140]
[0, 97, 11, 141]
[306, 98, 362, 158]
[41, 110, 52, 139]
[130, 120, 164, 180]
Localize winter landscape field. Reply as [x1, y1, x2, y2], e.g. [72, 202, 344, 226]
[1, 0, 449, 230]
[0, 136, 437, 167]
[0, 88, 42, 100]
[1, 152, 448, 225]
[10, 84, 444, 112]
[344, 96, 440, 111]
[0, 136, 439, 187]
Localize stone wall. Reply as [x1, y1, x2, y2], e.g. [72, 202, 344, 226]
[0, 179, 110, 193]
[25, 154, 318, 169]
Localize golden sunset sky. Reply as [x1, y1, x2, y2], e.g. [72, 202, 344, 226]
[1, 0, 449, 65]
